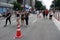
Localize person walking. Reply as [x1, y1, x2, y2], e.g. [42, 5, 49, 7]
[21, 11, 25, 26]
[15, 10, 20, 25]
[49, 10, 53, 20]
[45, 9, 49, 19]
[42, 10, 45, 19]
[36, 10, 39, 17]
[4, 11, 11, 27]
[25, 11, 29, 26]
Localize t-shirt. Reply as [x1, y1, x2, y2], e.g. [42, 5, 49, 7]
[25, 13, 29, 19]
[49, 11, 53, 15]
[6, 12, 11, 18]
[45, 10, 49, 14]
[43, 11, 45, 14]
[36, 11, 39, 14]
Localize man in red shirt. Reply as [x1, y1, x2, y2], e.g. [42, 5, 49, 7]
[45, 9, 49, 19]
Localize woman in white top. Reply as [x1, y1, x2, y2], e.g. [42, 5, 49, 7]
[49, 10, 53, 19]
[36, 10, 39, 17]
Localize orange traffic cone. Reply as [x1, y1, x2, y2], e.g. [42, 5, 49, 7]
[14, 24, 22, 39]
[15, 29, 22, 38]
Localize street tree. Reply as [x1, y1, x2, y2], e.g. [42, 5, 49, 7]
[40, 6, 46, 10]
[12, 2, 23, 10]
[50, 0, 60, 10]
[35, 1, 46, 10]
[17, 0, 23, 4]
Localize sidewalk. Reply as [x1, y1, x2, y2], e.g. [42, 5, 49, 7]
[53, 12, 60, 21]
[52, 17, 60, 31]
[52, 12, 60, 31]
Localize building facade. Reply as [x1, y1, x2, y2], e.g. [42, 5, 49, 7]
[0, 0, 16, 3]
[31, 0, 36, 8]
[25, 0, 36, 8]
[0, 0, 15, 13]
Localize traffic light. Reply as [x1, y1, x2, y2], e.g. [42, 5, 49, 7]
[17, 0, 23, 4]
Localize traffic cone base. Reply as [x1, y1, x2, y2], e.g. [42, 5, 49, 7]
[15, 34, 22, 38]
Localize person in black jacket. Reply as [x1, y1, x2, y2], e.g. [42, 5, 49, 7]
[4, 11, 11, 27]
[25, 11, 29, 26]
[21, 11, 25, 26]
[42, 10, 45, 18]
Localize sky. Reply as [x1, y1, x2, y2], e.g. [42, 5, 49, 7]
[38, 0, 53, 10]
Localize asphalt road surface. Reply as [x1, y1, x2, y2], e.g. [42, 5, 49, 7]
[0, 14, 60, 40]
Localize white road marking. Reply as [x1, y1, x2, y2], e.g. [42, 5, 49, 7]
[52, 17, 60, 31]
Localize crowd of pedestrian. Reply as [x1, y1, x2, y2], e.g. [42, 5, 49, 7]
[2, 8, 54, 27]
[3, 9, 30, 27]
[42, 9, 53, 20]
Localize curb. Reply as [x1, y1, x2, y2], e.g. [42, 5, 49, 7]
[52, 17, 60, 31]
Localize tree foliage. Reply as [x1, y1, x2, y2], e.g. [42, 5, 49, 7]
[17, 0, 23, 4]
[40, 6, 46, 10]
[50, 0, 60, 10]
[12, 0, 23, 11]
[35, 1, 46, 10]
